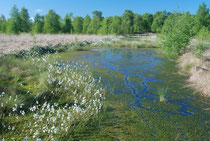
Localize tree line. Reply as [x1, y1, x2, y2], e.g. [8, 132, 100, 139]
[0, 3, 209, 36]
[161, 2, 210, 58]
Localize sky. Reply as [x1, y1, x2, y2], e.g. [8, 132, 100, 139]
[0, 0, 209, 19]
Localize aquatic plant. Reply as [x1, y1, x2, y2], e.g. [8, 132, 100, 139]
[158, 87, 168, 103]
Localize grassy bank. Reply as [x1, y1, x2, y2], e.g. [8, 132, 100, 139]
[89, 34, 160, 49]
[0, 45, 106, 140]
[178, 39, 210, 96]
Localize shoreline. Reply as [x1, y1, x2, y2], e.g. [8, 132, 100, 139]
[178, 39, 210, 97]
[1, 34, 209, 97]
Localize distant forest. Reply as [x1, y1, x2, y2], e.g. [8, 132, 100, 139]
[0, 2, 209, 35]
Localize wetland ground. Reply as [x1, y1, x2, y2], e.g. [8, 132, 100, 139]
[0, 36, 210, 140]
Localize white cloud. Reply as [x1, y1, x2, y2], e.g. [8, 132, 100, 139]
[30, 17, 34, 22]
[35, 9, 43, 13]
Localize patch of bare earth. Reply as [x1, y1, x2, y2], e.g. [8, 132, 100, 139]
[179, 39, 210, 96]
[0, 34, 113, 54]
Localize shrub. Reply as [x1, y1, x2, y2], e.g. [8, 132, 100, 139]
[193, 43, 206, 58]
[161, 13, 194, 58]
[196, 26, 210, 41]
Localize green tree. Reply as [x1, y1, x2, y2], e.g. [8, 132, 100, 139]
[121, 10, 134, 34]
[151, 11, 167, 33]
[196, 26, 210, 40]
[10, 5, 20, 19]
[72, 16, 83, 34]
[133, 14, 144, 33]
[0, 15, 7, 33]
[20, 7, 31, 32]
[194, 2, 210, 33]
[82, 15, 91, 34]
[142, 13, 153, 32]
[7, 5, 21, 34]
[7, 18, 18, 34]
[98, 17, 112, 34]
[43, 10, 61, 33]
[87, 11, 103, 34]
[63, 13, 73, 33]
[32, 14, 44, 33]
[110, 16, 121, 35]
[92, 11, 103, 20]
[161, 12, 194, 58]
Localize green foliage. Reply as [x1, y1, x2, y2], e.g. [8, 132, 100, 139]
[121, 10, 134, 34]
[72, 43, 89, 51]
[161, 13, 194, 58]
[63, 13, 73, 33]
[98, 17, 112, 34]
[193, 43, 206, 58]
[43, 10, 61, 33]
[0, 14, 7, 33]
[92, 11, 103, 20]
[142, 13, 153, 32]
[82, 15, 91, 34]
[1, 3, 210, 36]
[87, 11, 103, 34]
[196, 26, 210, 41]
[32, 14, 44, 33]
[6, 18, 19, 34]
[109, 16, 121, 35]
[133, 14, 144, 33]
[72, 16, 83, 34]
[194, 2, 210, 33]
[7, 5, 22, 34]
[20, 7, 31, 32]
[151, 11, 167, 33]
[10, 5, 20, 19]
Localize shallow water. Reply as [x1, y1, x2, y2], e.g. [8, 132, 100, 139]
[69, 48, 210, 140]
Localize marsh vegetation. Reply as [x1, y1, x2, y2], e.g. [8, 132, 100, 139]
[0, 1, 210, 140]
[0, 37, 210, 140]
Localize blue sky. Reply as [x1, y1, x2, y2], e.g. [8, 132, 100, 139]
[0, 0, 209, 19]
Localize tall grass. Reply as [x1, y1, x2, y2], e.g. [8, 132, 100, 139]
[0, 47, 106, 140]
[158, 87, 168, 103]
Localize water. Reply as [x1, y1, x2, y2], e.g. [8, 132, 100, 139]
[68, 48, 210, 140]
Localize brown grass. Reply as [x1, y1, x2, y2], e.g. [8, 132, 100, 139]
[0, 34, 113, 54]
[179, 39, 210, 97]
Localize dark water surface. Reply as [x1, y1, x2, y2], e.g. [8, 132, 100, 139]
[71, 48, 210, 140]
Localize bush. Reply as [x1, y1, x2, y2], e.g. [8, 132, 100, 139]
[161, 13, 194, 58]
[15, 46, 56, 58]
[193, 43, 206, 58]
[196, 26, 210, 41]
